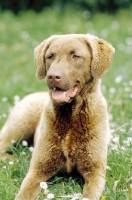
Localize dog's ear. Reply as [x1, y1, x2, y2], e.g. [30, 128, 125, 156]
[86, 34, 115, 79]
[34, 40, 48, 79]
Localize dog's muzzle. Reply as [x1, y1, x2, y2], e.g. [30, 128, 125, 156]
[51, 85, 78, 103]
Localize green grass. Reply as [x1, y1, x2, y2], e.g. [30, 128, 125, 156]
[0, 7, 132, 200]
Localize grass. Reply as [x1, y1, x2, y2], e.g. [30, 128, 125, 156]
[0, 6, 132, 200]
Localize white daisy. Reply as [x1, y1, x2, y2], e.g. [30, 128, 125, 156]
[47, 193, 54, 199]
[9, 161, 14, 165]
[22, 140, 28, 146]
[29, 146, 34, 152]
[40, 182, 48, 190]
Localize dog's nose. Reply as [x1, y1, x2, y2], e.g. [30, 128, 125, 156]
[47, 71, 62, 82]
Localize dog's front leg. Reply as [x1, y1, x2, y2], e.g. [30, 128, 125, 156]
[15, 169, 43, 200]
[79, 164, 106, 200]
[15, 142, 65, 200]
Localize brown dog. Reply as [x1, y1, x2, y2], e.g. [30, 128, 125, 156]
[0, 34, 115, 200]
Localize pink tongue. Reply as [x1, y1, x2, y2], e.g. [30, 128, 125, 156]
[52, 86, 78, 103]
[52, 90, 66, 100]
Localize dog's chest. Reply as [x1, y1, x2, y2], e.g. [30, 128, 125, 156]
[61, 128, 89, 173]
[53, 106, 90, 172]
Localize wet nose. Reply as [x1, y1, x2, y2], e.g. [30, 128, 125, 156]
[47, 71, 62, 82]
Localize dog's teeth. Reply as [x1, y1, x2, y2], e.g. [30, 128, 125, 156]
[53, 87, 56, 91]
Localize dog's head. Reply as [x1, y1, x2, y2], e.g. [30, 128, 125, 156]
[34, 34, 115, 104]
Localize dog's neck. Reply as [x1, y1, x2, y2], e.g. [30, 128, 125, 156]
[46, 79, 102, 137]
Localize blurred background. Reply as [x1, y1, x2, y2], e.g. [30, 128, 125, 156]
[0, 0, 132, 14]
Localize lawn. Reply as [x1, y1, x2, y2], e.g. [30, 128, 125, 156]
[0, 7, 132, 200]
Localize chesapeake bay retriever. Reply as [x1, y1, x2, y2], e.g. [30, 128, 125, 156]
[0, 34, 115, 200]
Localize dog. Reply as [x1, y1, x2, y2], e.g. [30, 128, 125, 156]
[0, 34, 115, 200]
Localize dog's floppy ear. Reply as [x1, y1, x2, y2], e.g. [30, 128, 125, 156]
[34, 39, 48, 80]
[86, 34, 115, 79]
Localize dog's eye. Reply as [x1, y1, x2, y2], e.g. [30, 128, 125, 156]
[72, 55, 80, 59]
[47, 54, 53, 59]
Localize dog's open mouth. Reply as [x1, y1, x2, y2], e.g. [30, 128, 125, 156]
[52, 85, 78, 103]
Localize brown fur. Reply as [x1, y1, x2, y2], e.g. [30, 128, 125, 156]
[0, 34, 115, 200]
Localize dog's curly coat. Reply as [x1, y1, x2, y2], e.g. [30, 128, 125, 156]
[0, 34, 115, 200]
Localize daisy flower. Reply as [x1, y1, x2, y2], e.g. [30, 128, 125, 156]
[9, 161, 14, 165]
[47, 193, 54, 199]
[40, 182, 48, 190]
[44, 189, 49, 194]
[29, 146, 34, 152]
[22, 140, 28, 146]
[71, 193, 82, 200]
